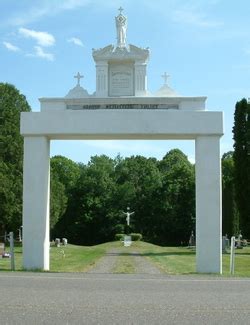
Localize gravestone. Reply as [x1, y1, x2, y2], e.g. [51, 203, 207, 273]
[55, 238, 60, 247]
[0, 243, 5, 256]
[236, 231, 243, 249]
[189, 231, 195, 247]
[124, 235, 132, 247]
[222, 235, 229, 253]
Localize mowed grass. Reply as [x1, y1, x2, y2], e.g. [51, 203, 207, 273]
[0, 241, 249, 276]
[128, 241, 196, 274]
[132, 241, 250, 277]
[0, 243, 107, 272]
[49, 244, 105, 272]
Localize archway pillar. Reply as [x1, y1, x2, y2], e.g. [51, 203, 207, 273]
[195, 135, 222, 273]
[21, 108, 223, 272]
[22, 136, 50, 270]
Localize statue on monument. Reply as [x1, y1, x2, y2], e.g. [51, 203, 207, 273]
[122, 207, 134, 227]
[116, 7, 127, 48]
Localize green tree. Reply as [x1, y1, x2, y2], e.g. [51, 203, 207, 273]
[56, 155, 117, 244]
[52, 150, 195, 246]
[222, 151, 239, 236]
[0, 83, 31, 235]
[115, 155, 162, 239]
[50, 155, 81, 195]
[233, 99, 250, 237]
[50, 155, 81, 234]
[50, 173, 67, 230]
[157, 149, 195, 245]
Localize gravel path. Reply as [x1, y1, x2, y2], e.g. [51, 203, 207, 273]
[87, 249, 120, 273]
[131, 251, 162, 274]
[87, 247, 162, 274]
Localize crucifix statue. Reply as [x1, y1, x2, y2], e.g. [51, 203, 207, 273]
[122, 207, 134, 226]
[74, 72, 84, 86]
[161, 72, 170, 85]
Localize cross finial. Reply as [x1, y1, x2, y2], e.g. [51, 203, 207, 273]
[74, 72, 83, 86]
[161, 72, 170, 85]
[118, 6, 124, 15]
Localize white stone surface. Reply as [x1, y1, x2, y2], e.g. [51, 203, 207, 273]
[92, 9, 149, 97]
[155, 73, 179, 97]
[21, 9, 223, 274]
[39, 96, 207, 112]
[65, 72, 89, 98]
[65, 85, 89, 98]
[21, 107, 223, 273]
[155, 84, 179, 97]
[116, 9, 127, 48]
[21, 110, 223, 139]
[195, 136, 222, 273]
[22, 137, 50, 270]
[109, 63, 134, 96]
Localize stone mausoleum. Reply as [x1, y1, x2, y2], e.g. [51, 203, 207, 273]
[21, 9, 223, 273]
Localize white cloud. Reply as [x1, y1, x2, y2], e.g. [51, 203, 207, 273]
[30, 46, 54, 61]
[19, 27, 55, 47]
[188, 155, 195, 164]
[5, 0, 91, 26]
[68, 37, 84, 47]
[3, 41, 20, 52]
[172, 9, 223, 28]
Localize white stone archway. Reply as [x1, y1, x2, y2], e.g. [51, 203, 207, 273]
[21, 97, 223, 273]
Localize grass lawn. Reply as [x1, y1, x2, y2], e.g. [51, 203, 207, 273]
[0, 243, 107, 272]
[0, 241, 249, 276]
[132, 241, 250, 277]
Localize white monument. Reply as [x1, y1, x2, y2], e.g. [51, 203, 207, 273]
[20, 9, 223, 273]
[93, 7, 149, 98]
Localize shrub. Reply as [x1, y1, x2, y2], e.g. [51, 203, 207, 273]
[115, 234, 124, 241]
[115, 233, 143, 241]
[130, 233, 142, 241]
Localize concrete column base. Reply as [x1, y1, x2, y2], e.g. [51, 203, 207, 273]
[195, 136, 222, 273]
[22, 136, 50, 270]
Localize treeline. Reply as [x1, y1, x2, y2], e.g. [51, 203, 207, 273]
[1, 83, 250, 244]
[50, 152, 195, 245]
[0, 83, 31, 235]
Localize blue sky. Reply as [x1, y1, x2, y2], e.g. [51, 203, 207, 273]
[1, 0, 250, 164]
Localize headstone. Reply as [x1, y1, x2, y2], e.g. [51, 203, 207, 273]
[124, 235, 132, 247]
[62, 238, 67, 246]
[236, 231, 243, 249]
[55, 238, 60, 247]
[189, 231, 195, 247]
[222, 235, 229, 253]
[0, 243, 5, 257]
[18, 227, 22, 242]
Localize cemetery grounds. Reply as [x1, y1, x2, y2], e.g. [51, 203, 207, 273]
[0, 241, 250, 276]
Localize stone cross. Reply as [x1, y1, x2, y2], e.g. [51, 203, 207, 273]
[118, 6, 124, 15]
[74, 72, 83, 86]
[161, 72, 170, 85]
